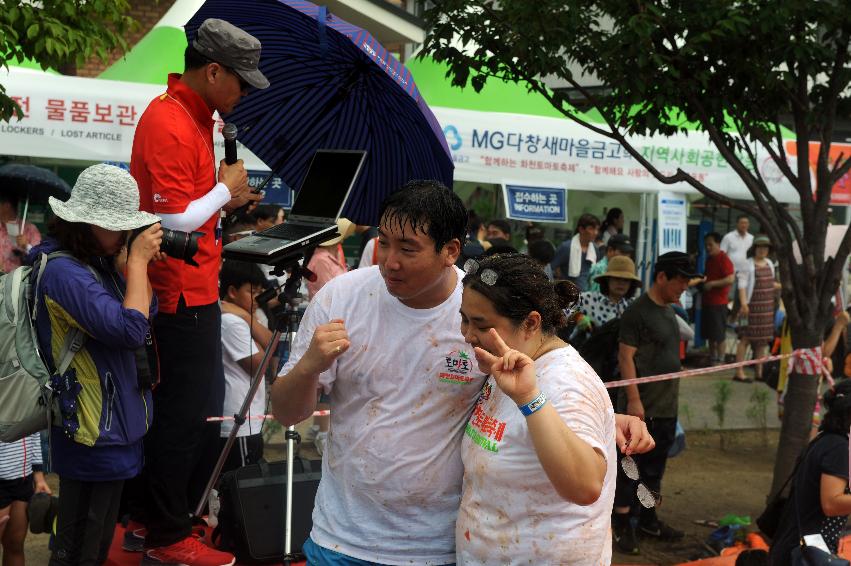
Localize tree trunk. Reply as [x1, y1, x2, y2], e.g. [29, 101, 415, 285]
[767, 315, 822, 500]
[769, 372, 820, 498]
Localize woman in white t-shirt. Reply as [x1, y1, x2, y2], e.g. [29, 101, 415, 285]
[457, 253, 617, 565]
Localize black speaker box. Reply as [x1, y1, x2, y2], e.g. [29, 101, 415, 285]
[216, 458, 321, 564]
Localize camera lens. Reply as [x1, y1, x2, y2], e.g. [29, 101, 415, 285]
[159, 228, 203, 267]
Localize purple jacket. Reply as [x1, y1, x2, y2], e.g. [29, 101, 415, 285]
[28, 240, 155, 480]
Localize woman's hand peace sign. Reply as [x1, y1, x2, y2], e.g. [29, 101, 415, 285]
[473, 328, 541, 406]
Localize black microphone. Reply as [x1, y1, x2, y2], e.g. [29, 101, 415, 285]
[221, 122, 265, 227]
[222, 123, 238, 165]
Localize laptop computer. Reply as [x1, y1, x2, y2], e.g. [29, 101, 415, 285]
[222, 149, 366, 263]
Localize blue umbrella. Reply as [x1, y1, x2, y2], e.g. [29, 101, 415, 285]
[186, 0, 453, 226]
[0, 164, 71, 228]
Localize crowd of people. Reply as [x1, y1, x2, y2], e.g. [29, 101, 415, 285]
[0, 16, 849, 566]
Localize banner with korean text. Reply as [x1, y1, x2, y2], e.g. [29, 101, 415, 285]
[502, 184, 567, 223]
[0, 68, 809, 205]
[0, 68, 269, 170]
[437, 106, 801, 204]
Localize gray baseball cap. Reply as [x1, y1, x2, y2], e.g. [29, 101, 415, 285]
[192, 18, 270, 90]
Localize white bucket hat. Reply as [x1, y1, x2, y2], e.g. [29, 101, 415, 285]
[49, 164, 160, 231]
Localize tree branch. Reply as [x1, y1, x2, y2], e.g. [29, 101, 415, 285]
[529, 81, 765, 216]
[772, 119, 793, 178]
[732, 119, 804, 246]
[824, 224, 851, 302]
[732, 116, 806, 247]
[727, 129, 781, 239]
[830, 154, 851, 187]
[682, 96, 776, 227]
[817, 28, 850, 171]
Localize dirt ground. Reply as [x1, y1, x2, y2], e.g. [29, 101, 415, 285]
[17, 428, 778, 565]
[613, 429, 779, 565]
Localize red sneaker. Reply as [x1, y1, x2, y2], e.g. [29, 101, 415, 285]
[121, 520, 146, 552]
[141, 535, 235, 566]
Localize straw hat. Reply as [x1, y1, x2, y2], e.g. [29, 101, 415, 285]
[49, 164, 160, 231]
[319, 218, 356, 247]
[594, 255, 642, 284]
[753, 235, 772, 248]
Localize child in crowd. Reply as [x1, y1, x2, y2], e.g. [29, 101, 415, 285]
[251, 204, 285, 232]
[219, 260, 274, 472]
[0, 435, 51, 566]
[0, 193, 42, 274]
[223, 218, 255, 244]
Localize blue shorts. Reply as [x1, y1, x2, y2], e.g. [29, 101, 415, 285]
[303, 538, 381, 566]
[303, 538, 455, 566]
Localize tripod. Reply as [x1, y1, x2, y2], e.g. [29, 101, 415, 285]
[194, 251, 313, 563]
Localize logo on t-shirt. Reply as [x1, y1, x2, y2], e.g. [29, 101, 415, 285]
[439, 350, 476, 384]
[465, 403, 506, 453]
[153, 192, 168, 204]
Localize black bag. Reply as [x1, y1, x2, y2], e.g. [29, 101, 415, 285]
[215, 457, 321, 564]
[757, 436, 818, 539]
[577, 318, 622, 382]
[762, 359, 781, 390]
[755, 494, 788, 539]
[791, 543, 850, 566]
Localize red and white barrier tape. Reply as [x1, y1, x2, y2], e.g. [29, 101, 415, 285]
[207, 349, 832, 418]
[605, 348, 831, 389]
[206, 409, 330, 423]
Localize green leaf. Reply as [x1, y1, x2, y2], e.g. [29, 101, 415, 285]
[26, 23, 38, 40]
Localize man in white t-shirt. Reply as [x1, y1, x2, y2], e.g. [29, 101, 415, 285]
[271, 181, 653, 565]
[219, 260, 274, 472]
[720, 215, 753, 274]
[273, 181, 477, 565]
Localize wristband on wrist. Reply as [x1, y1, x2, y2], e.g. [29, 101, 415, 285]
[518, 391, 547, 416]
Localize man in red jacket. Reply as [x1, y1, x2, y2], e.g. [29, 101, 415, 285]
[129, 18, 266, 566]
[702, 232, 735, 365]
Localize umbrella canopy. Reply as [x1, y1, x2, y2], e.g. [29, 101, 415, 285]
[186, 0, 453, 226]
[0, 164, 71, 202]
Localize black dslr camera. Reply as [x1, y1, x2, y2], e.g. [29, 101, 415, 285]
[129, 226, 204, 267]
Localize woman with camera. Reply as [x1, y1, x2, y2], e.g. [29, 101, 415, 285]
[29, 164, 162, 566]
[768, 379, 851, 565]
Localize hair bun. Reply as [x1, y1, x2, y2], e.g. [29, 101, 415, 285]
[553, 280, 580, 311]
[824, 381, 851, 412]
